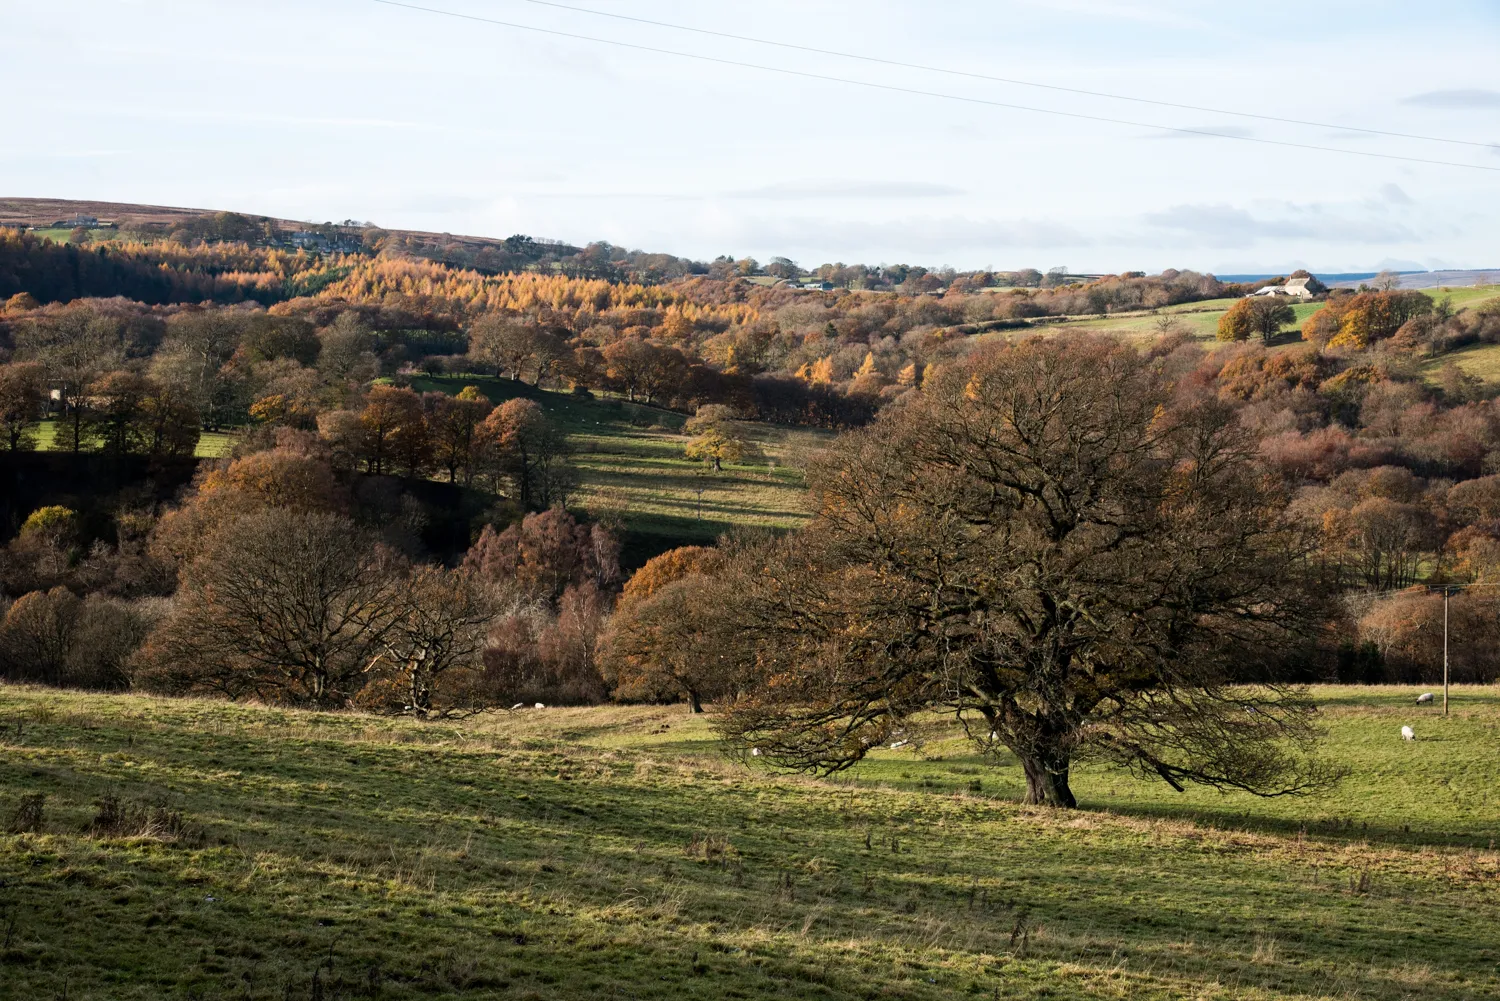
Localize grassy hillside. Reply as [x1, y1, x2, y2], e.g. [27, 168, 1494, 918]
[1430, 285, 1500, 310]
[998, 299, 1324, 347]
[0, 684, 1496, 1000]
[409, 376, 830, 548]
[1423, 342, 1500, 384]
[1019, 286, 1498, 353]
[24, 381, 821, 558]
[1416, 285, 1500, 385]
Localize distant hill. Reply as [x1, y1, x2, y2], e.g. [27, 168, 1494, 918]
[1216, 268, 1500, 290]
[0, 196, 217, 229]
[1330, 269, 1500, 290]
[0, 195, 572, 257]
[1215, 270, 1418, 284]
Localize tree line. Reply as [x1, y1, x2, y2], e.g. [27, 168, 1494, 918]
[4, 227, 1269, 427]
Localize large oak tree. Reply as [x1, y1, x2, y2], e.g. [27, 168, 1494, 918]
[715, 336, 1340, 807]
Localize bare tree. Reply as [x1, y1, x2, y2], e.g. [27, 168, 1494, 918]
[12, 306, 126, 452]
[713, 336, 1341, 807]
[135, 509, 399, 706]
[0, 362, 45, 451]
[469, 315, 539, 381]
[367, 566, 496, 716]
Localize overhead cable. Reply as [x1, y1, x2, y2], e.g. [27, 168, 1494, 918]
[506, 0, 1499, 152]
[370, 0, 1500, 173]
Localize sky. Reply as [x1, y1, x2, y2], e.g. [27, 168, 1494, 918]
[4, 0, 1499, 275]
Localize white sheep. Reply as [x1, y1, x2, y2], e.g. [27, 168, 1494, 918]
[534, 702, 546, 710]
[1416, 693, 1434, 704]
[750, 748, 761, 757]
[890, 740, 909, 750]
[510, 702, 525, 710]
[1401, 725, 1415, 741]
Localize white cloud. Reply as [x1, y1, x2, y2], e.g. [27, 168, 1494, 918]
[725, 181, 966, 200]
[1378, 183, 1414, 205]
[1403, 89, 1500, 109]
[1144, 125, 1254, 141]
[1142, 203, 1418, 246]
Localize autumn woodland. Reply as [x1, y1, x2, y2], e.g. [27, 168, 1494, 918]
[2, 212, 1500, 758]
[0, 175, 1497, 1001]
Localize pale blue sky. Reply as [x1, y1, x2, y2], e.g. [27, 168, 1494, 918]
[5, 0, 1499, 273]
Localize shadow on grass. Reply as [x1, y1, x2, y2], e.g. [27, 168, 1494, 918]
[3, 692, 1498, 1001]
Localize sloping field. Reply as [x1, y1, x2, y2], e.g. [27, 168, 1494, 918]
[1423, 342, 1500, 384]
[996, 298, 1324, 347]
[0, 684, 1496, 1001]
[409, 376, 829, 548]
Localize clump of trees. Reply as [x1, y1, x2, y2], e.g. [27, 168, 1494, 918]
[1218, 296, 1296, 344]
[124, 436, 620, 712]
[1302, 289, 1434, 351]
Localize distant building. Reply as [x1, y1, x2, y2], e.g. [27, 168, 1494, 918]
[1252, 277, 1315, 299]
[69, 214, 98, 228]
[797, 280, 835, 291]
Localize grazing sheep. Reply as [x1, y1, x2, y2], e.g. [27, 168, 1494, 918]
[534, 702, 546, 709]
[1417, 693, 1434, 704]
[890, 740, 909, 750]
[750, 748, 761, 757]
[1401, 725, 1415, 741]
[510, 703, 525, 710]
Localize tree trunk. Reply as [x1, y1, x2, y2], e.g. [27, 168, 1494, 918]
[1020, 753, 1076, 808]
[688, 689, 704, 713]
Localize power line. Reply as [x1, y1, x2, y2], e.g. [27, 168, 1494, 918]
[506, 0, 1499, 153]
[371, 1, 1500, 174]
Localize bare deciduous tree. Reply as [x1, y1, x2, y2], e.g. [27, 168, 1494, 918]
[135, 509, 399, 706]
[366, 566, 495, 716]
[713, 336, 1341, 807]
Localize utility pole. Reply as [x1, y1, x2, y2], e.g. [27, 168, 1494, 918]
[1443, 587, 1450, 717]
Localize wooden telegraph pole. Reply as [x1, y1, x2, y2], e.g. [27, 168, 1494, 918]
[1443, 587, 1450, 717]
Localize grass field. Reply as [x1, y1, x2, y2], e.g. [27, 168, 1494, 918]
[1428, 285, 1500, 311]
[1423, 342, 1500, 384]
[1015, 286, 1500, 365]
[28, 228, 116, 245]
[0, 684, 1496, 1000]
[1412, 286, 1500, 385]
[1001, 299, 1326, 348]
[409, 376, 830, 546]
[32, 420, 237, 459]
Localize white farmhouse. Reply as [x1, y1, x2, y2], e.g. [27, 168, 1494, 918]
[1252, 277, 1315, 299]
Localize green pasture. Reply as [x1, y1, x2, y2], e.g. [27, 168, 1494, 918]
[1414, 286, 1500, 384]
[1006, 285, 1500, 355]
[0, 684, 1496, 1000]
[32, 419, 236, 459]
[409, 376, 829, 546]
[30, 227, 116, 245]
[993, 298, 1325, 348]
[1423, 342, 1500, 384]
[1425, 285, 1500, 310]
